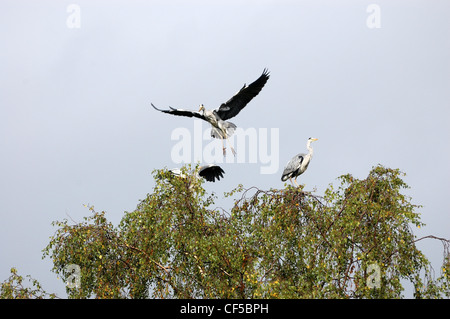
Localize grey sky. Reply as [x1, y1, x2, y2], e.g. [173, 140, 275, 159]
[1, 1, 449, 298]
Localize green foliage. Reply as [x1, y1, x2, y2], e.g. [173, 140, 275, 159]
[0, 268, 57, 299]
[5, 164, 450, 298]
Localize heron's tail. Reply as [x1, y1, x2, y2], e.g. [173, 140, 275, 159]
[223, 121, 236, 136]
[210, 121, 236, 139]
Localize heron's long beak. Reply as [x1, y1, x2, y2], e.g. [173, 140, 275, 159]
[198, 104, 204, 112]
[312, 138, 318, 141]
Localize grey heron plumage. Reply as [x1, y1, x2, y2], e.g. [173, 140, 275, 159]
[281, 137, 318, 187]
[152, 69, 270, 156]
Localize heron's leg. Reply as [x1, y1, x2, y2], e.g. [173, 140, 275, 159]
[228, 139, 236, 156]
[294, 177, 300, 188]
[289, 177, 294, 186]
[222, 137, 236, 157]
[222, 139, 226, 156]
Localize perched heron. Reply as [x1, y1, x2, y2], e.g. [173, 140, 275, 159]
[169, 164, 225, 183]
[152, 69, 270, 156]
[281, 137, 318, 187]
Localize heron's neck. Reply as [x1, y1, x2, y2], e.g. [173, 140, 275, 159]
[307, 142, 314, 157]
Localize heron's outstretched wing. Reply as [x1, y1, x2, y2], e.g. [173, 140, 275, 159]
[198, 164, 225, 182]
[281, 153, 305, 181]
[214, 69, 270, 121]
[151, 103, 206, 120]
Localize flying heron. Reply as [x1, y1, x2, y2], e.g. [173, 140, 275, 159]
[169, 164, 225, 183]
[281, 137, 318, 187]
[151, 69, 270, 156]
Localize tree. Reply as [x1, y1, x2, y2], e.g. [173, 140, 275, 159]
[37, 164, 450, 299]
[0, 268, 57, 299]
[3, 165, 449, 298]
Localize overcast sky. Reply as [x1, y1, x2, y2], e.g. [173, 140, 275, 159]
[1, 0, 449, 298]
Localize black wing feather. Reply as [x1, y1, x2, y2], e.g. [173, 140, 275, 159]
[151, 103, 206, 120]
[198, 165, 225, 182]
[215, 69, 270, 121]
